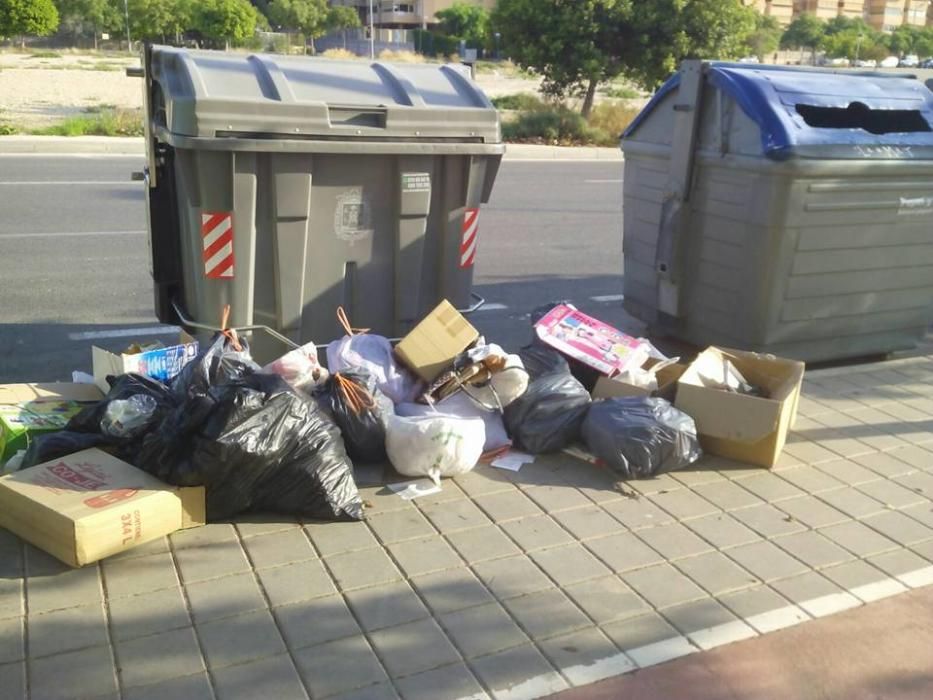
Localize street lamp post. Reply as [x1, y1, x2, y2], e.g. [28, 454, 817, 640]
[494, 32, 500, 60]
[368, 0, 375, 59]
[123, 0, 131, 53]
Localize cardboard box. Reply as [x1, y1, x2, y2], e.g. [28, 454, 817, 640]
[592, 360, 688, 402]
[0, 383, 103, 463]
[395, 300, 480, 382]
[534, 304, 649, 377]
[0, 448, 205, 567]
[675, 347, 805, 468]
[92, 332, 199, 393]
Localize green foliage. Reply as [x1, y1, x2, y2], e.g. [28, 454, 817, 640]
[26, 50, 63, 58]
[0, 0, 61, 39]
[780, 13, 824, 51]
[887, 25, 933, 58]
[819, 17, 889, 61]
[193, 0, 258, 46]
[54, 0, 121, 42]
[125, 0, 194, 41]
[326, 5, 360, 32]
[32, 107, 144, 136]
[435, 2, 489, 47]
[587, 101, 639, 139]
[0, 124, 18, 135]
[490, 93, 545, 111]
[266, 0, 327, 38]
[744, 13, 781, 60]
[603, 84, 640, 99]
[502, 106, 606, 145]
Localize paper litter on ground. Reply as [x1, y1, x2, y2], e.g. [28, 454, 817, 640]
[491, 450, 535, 472]
[387, 479, 443, 500]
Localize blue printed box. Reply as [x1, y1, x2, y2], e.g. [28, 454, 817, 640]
[92, 333, 199, 393]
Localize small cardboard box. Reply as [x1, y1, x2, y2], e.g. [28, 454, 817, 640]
[534, 304, 649, 377]
[92, 332, 199, 393]
[395, 300, 480, 382]
[675, 347, 805, 468]
[592, 360, 688, 402]
[0, 448, 205, 567]
[0, 383, 103, 463]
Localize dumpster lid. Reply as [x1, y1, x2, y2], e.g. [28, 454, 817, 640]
[148, 46, 500, 144]
[623, 63, 933, 160]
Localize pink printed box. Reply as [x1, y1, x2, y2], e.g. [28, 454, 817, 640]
[534, 304, 649, 377]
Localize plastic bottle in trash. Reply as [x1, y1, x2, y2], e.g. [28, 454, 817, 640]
[101, 395, 158, 438]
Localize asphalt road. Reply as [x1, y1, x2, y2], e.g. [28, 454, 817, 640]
[0, 155, 630, 382]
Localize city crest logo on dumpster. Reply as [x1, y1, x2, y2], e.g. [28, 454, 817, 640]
[334, 188, 374, 244]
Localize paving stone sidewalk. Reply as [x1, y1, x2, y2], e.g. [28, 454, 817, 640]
[2, 355, 933, 700]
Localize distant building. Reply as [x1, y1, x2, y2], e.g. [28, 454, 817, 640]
[745, 0, 796, 26]
[330, 0, 496, 32]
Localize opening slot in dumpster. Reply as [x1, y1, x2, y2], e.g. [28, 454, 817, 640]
[328, 107, 387, 129]
[795, 102, 932, 135]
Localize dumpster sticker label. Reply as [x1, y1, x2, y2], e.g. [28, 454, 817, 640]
[201, 212, 235, 279]
[898, 196, 933, 216]
[460, 208, 479, 268]
[401, 173, 431, 192]
[334, 188, 373, 244]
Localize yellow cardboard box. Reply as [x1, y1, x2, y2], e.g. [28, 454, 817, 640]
[0, 448, 205, 567]
[395, 300, 480, 382]
[675, 347, 804, 468]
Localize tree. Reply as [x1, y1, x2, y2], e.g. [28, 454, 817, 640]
[54, 0, 120, 48]
[326, 4, 360, 49]
[744, 13, 781, 61]
[126, 0, 193, 43]
[193, 0, 258, 48]
[888, 25, 921, 56]
[435, 2, 489, 47]
[0, 0, 60, 48]
[780, 13, 824, 63]
[266, 0, 328, 51]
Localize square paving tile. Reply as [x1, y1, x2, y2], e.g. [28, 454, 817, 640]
[775, 467, 846, 494]
[552, 505, 629, 541]
[634, 523, 714, 560]
[867, 548, 932, 578]
[440, 602, 528, 657]
[819, 521, 901, 557]
[601, 610, 682, 652]
[893, 470, 933, 497]
[0, 580, 23, 620]
[538, 627, 635, 687]
[601, 498, 675, 530]
[0, 618, 22, 664]
[418, 499, 493, 534]
[570, 465, 628, 505]
[171, 526, 250, 584]
[730, 503, 807, 538]
[29, 645, 117, 700]
[115, 626, 204, 688]
[776, 496, 850, 529]
[294, 634, 388, 698]
[501, 588, 591, 640]
[241, 529, 316, 569]
[256, 559, 336, 607]
[446, 526, 520, 564]
[473, 556, 553, 600]
[725, 541, 809, 582]
[821, 560, 892, 594]
[564, 577, 650, 625]
[717, 586, 808, 634]
[623, 564, 708, 610]
[772, 531, 855, 570]
[887, 445, 933, 470]
[333, 683, 400, 700]
[184, 571, 267, 624]
[345, 580, 430, 632]
[197, 609, 287, 670]
[683, 513, 762, 550]
[626, 473, 684, 496]
[411, 568, 495, 614]
[862, 511, 933, 546]
[669, 468, 726, 488]
[26, 561, 102, 614]
[815, 460, 883, 487]
[470, 644, 568, 700]
[213, 654, 308, 700]
[499, 515, 574, 552]
[662, 597, 752, 651]
[817, 488, 887, 519]
[123, 672, 214, 700]
[369, 618, 461, 678]
[523, 484, 592, 512]
[387, 537, 463, 578]
[367, 509, 437, 545]
[852, 452, 919, 479]
[394, 662, 487, 700]
[674, 551, 760, 596]
[454, 468, 516, 497]
[856, 480, 928, 509]
[306, 521, 379, 557]
[584, 532, 664, 573]
[648, 489, 720, 520]
[693, 480, 764, 512]
[233, 513, 301, 540]
[325, 548, 401, 591]
[529, 543, 612, 586]
[474, 490, 544, 523]
[735, 473, 806, 503]
[28, 603, 109, 658]
[902, 502, 933, 529]
[108, 586, 190, 641]
[770, 572, 860, 617]
[273, 595, 361, 650]
[102, 552, 179, 599]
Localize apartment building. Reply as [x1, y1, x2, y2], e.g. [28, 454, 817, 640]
[331, 0, 495, 31]
[746, 0, 796, 25]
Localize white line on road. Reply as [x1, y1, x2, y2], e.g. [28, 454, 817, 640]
[476, 303, 509, 311]
[0, 181, 133, 186]
[68, 326, 181, 341]
[591, 294, 625, 303]
[584, 179, 624, 183]
[1, 230, 146, 239]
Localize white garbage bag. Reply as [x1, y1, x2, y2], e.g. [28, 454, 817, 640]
[262, 341, 329, 391]
[327, 334, 422, 405]
[385, 412, 485, 485]
[397, 394, 510, 453]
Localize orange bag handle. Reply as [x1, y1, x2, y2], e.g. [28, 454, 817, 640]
[334, 372, 376, 415]
[336, 306, 370, 337]
[219, 304, 242, 352]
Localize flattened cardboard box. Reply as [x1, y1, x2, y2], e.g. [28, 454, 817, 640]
[0, 383, 103, 463]
[395, 300, 480, 382]
[0, 448, 205, 567]
[675, 347, 804, 468]
[92, 332, 199, 394]
[591, 360, 688, 402]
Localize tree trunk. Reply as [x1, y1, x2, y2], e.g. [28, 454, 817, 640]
[581, 78, 598, 119]
[20, 36, 26, 50]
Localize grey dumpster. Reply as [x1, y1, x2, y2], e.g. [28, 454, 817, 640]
[141, 45, 503, 361]
[621, 61, 933, 362]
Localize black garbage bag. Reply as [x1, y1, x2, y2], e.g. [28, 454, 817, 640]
[326, 370, 391, 464]
[581, 397, 702, 479]
[67, 373, 174, 435]
[169, 333, 259, 402]
[21, 432, 116, 469]
[137, 371, 363, 522]
[503, 344, 591, 454]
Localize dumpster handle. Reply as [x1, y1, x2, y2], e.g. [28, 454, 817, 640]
[461, 292, 485, 315]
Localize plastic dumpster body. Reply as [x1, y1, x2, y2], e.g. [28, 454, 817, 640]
[621, 61, 933, 362]
[141, 45, 503, 361]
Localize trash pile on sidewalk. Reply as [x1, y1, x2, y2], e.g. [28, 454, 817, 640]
[0, 300, 804, 568]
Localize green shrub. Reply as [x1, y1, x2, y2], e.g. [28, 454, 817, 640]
[603, 84, 641, 99]
[587, 102, 640, 140]
[503, 106, 612, 146]
[27, 51, 62, 59]
[0, 124, 18, 135]
[31, 108, 144, 137]
[491, 93, 544, 111]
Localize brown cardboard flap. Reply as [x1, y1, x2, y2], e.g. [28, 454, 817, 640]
[179, 486, 206, 529]
[0, 383, 103, 404]
[676, 383, 781, 442]
[395, 300, 479, 382]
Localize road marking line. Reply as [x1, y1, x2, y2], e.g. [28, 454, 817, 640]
[584, 179, 624, 183]
[68, 326, 180, 341]
[1, 230, 145, 239]
[0, 181, 132, 186]
[591, 294, 625, 303]
[687, 620, 758, 651]
[475, 302, 508, 311]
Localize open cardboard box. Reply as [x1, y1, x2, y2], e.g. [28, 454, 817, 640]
[591, 359, 689, 402]
[675, 347, 804, 468]
[92, 332, 199, 394]
[0, 448, 205, 567]
[395, 300, 479, 382]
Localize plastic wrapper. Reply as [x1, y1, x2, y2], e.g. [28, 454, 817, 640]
[68, 373, 174, 435]
[327, 333, 422, 405]
[696, 358, 764, 396]
[327, 370, 393, 464]
[581, 397, 702, 479]
[503, 345, 591, 454]
[385, 412, 485, 485]
[397, 393, 510, 453]
[101, 395, 158, 438]
[262, 341, 329, 391]
[169, 334, 259, 403]
[459, 342, 529, 409]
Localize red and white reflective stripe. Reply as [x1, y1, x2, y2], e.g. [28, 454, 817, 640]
[201, 212, 234, 279]
[460, 208, 479, 268]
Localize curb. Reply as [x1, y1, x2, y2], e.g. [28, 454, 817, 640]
[0, 136, 624, 161]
